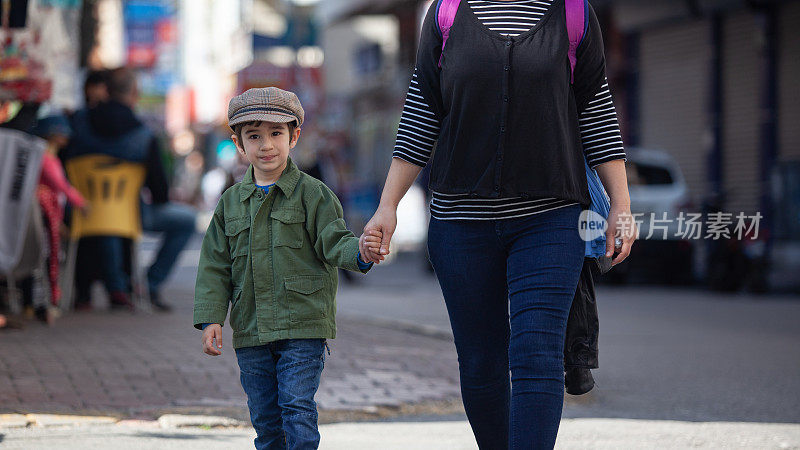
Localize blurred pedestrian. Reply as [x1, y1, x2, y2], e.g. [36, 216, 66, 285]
[301, 132, 361, 284]
[194, 87, 377, 449]
[31, 114, 87, 321]
[64, 67, 196, 311]
[361, 1, 636, 448]
[82, 69, 110, 108]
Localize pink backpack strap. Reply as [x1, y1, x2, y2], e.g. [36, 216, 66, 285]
[436, 0, 461, 68]
[565, 0, 588, 84]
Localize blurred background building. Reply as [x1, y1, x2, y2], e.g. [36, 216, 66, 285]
[2, 0, 799, 290]
[314, 0, 800, 290]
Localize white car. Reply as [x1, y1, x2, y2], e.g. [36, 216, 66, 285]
[627, 147, 694, 240]
[608, 147, 695, 284]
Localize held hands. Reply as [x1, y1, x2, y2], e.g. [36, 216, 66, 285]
[360, 207, 398, 263]
[202, 324, 223, 356]
[359, 229, 383, 264]
[605, 203, 637, 266]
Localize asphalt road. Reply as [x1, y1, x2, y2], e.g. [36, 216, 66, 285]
[335, 252, 800, 424]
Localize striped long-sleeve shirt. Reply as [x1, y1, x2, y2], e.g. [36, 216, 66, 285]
[393, 0, 626, 220]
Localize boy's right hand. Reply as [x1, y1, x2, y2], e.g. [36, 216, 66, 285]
[359, 230, 383, 264]
[202, 324, 223, 356]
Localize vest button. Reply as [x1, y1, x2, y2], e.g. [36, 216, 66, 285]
[503, 96, 509, 102]
[521, 193, 530, 200]
[504, 65, 509, 71]
[494, 185, 500, 192]
[505, 41, 511, 47]
[500, 126, 506, 132]
[470, 192, 478, 198]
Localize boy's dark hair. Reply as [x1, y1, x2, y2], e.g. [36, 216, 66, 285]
[233, 120, 297, 150]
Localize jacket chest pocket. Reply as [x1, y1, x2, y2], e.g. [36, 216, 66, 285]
[285, 275, 326, 322]
[270, 208, 305, 248]
[225, 217, 251, 281]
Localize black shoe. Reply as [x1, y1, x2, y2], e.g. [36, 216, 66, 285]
[565, 368, 595, 395]
[149, 291, 172, 312]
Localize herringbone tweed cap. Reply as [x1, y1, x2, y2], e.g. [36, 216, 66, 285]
[228, 87, 304, 129]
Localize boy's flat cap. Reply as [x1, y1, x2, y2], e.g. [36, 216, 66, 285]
[228, 87, 304, 129]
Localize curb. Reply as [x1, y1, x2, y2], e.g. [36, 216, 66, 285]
[157, 414, 247, 428]
[0, 413, 247, 430]
[0, 414, 118, 429]
[0, 414, 29, 428]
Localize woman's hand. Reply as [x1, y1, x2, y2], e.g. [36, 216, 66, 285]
[361, 157, 423, 263]
[362, 206, 398, 263]
[605, 203, 637, 266]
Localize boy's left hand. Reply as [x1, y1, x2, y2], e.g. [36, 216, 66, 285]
[359, 230, 383, 264]
[202, 324, 223, 356]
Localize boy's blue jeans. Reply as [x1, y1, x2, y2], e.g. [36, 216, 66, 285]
[235, 339, 326, 450]
[427, 204, 584, 450]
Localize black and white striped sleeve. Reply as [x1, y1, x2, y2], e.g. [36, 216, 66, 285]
[572, 3, 626, 169]
[391, 68, 441, 167]
[579, 77, 626, 168]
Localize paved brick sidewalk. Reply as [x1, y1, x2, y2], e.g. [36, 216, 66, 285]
[0, 286, 460, 418]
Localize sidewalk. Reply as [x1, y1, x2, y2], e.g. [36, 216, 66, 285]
[0, 285, 461, 419]
[1, 417, 798, 449]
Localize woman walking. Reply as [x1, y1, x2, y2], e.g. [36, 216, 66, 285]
[361, 1, 636, 448]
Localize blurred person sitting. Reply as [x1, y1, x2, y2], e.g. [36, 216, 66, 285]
[31, 115, 88, 322]
[64, 67, 196, 312]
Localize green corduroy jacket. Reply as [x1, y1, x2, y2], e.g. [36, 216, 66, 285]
[193, 158, 370, 348]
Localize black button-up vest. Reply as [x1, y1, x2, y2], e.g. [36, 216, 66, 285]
[416, 0, 597, 207]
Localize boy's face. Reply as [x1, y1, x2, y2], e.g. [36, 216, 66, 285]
[232, 121, 300, 184]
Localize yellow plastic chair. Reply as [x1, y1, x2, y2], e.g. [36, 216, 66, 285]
[60, 155, 147, 311]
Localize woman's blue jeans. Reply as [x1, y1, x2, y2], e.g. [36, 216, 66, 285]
[427, 204, 584, 450]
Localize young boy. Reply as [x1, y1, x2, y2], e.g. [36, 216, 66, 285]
[194, 87, 381, 449]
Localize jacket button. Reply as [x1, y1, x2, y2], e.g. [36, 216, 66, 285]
[503, 96, 509, 102]
[500, 126, 506, 132]
[504, 65, 510, 71]
[505, 41, 511, 47]
[494, 185, 500, 192]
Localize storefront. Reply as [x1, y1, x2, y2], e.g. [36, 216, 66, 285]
[619, 0, 800, 219]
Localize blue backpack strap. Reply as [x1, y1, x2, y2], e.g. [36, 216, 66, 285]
[436, 0, 461, 68]
[565, 0, 588, 84]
